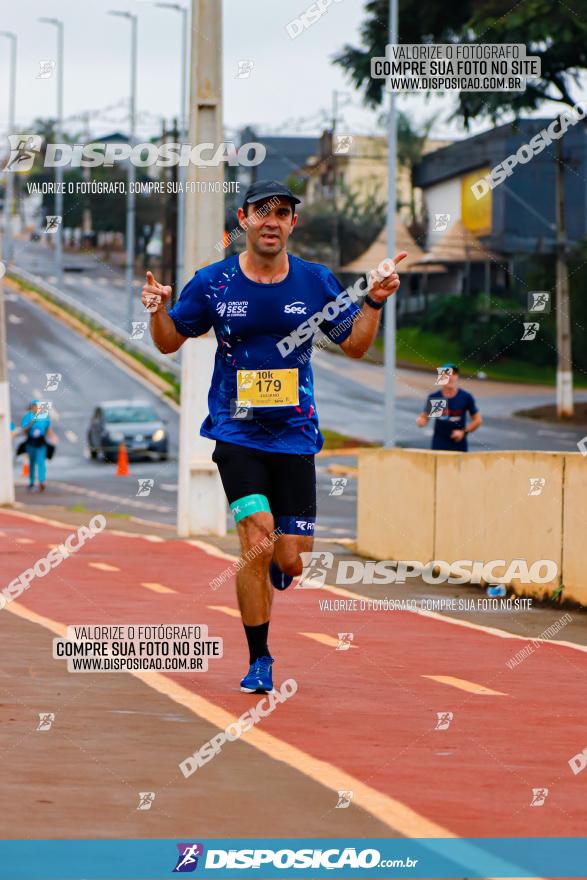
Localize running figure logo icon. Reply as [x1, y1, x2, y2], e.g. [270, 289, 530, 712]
[435, 711, 453, 731]
[3, 135, 42, 172]
[37, 60, 56, 79]
[329, 477, 347, 496]
[428, 398, 447, 418]
[130, 321, 147, 339]
[236, 59, 255, 78]
[528, 477, 546, 496]
[335, 790, 353, 809]
[522, 322, 539, 341]
[433, 213, 451, 232]
[44, 215, 62, 234]
[530, 787, 548, 807]
[528, 291, 551, 313]
[173, 843, 204, 872]
[435, 366, 452, 386]
[37, 712, 55, 731]
[44, 372, 62, 391]
[230, 399, 253, 420]
[334, 135, 353, 154]
[297, 551, 334, 588]
[336, 632, 354, 651]
[137, 791, 155, 810]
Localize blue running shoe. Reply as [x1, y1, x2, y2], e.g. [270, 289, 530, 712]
[269, 559, 293, 591]
[240, 656, 274, 693]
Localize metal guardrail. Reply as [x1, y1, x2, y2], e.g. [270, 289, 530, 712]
[9, 265, 181, 380]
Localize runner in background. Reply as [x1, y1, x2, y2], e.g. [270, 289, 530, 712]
[416, 365, 482, 452]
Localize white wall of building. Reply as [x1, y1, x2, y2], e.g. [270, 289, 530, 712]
[424, 178, 461, 248]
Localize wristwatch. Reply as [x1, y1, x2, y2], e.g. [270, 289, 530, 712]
[364, 294, 385, 310]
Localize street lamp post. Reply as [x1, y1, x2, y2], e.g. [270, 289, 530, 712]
[108, 11, 138, 332]
[0, 32, 16, 505]
[155, 3, 189, 292]
[383, 0, 398, 447]
[0, 32, 16, 266]
[39, 18, 64, 284]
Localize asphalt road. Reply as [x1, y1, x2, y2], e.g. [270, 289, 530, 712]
[5, 287, 357, 537]
[7, 240, 587, 534]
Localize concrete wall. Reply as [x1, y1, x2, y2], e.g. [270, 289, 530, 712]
[562, 454, 587, 604]
[358, 449, 583, 602]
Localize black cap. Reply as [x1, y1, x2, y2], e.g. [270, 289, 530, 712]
[242, 179, 301, 211]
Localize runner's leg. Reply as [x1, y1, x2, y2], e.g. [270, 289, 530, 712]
[27, 445, 37, 487]
[267, 451, 316, 589]
[212, 442, 276, 688]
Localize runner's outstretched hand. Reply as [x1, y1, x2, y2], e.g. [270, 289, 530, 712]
[141, 271, 172, 314]
[368, 251, 408, 301]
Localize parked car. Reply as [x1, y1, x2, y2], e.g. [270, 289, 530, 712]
[87, 400, 169, 462]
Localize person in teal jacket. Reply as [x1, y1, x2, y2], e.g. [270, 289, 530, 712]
[21, 400, 55, 492]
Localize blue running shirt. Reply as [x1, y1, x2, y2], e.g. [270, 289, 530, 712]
[168, 254, 361, 454]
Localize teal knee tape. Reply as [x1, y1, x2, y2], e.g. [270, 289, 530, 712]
[230, 493, 271, 524]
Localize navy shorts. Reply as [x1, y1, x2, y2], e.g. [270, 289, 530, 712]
[212, 440, 316, 534]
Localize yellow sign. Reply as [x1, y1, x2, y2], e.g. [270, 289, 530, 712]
[461, 167, 492, 235]
[237, 369, 299, 408]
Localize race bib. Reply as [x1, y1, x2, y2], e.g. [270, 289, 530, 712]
[237, 369, 299, 407]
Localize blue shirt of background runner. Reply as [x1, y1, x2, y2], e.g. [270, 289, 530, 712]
[426, 388, 478, 452]
[168, 254, 361, 455]
[21, 411, 51, 442]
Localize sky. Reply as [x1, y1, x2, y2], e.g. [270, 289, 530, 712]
[0, 0, 583, 145]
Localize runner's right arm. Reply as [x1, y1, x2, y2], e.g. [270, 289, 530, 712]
[142, 271, 188, 354]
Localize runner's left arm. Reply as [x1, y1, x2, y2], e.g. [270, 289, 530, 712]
[465, 395, 482, 435]
[340, 252, 407, 359]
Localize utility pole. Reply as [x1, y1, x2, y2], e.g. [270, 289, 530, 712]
[39, 18, 64, 284]
[330, 89, 350, 270]
[555, 127, 573, 417]
[383, 0, 398, 446]
[331, 90, 340, 271]
[81, 111, 93, 241]
[0, 270, 14, 504]
[0, 32, 16, 267]
[108, 10, 138, 333]
[177, 0, 226, 536]
[0, 31, 17, 503]
[155, 3, 189, 291]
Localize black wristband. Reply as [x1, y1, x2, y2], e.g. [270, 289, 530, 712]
[364, 294, 385, 311]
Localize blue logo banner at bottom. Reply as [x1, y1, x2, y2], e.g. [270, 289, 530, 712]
[0, 837, 584, 878]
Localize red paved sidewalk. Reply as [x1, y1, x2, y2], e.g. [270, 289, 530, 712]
[1, 509, 585, 839]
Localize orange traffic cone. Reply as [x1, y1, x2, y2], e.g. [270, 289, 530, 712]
[22, 460, 29, 477]
[116, 442, 130, 476]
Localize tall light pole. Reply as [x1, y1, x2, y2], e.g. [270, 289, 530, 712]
[155, 3, 189, 291]
[383, 0, 398, 446]
[108, 11, 137, 331]
[0, 32, 16, 266]
[0, 31, 17, 503]
[176, 0, 226, 536]
[39, 18, 64, 285]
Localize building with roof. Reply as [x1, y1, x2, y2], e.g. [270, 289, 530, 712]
[237, 127, 320, 191]
[340, 217, 447, 315]
[413, 116, 587, 296]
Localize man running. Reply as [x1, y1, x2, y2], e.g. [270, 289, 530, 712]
[416, 364, 482, 451]
[143, 179, 406, 694]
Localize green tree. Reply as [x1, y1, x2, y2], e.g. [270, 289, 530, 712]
[335, 0, 587, 412]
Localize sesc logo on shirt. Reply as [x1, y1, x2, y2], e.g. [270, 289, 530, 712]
[284, 301, 307, 315]
[227, 301, 248, 318]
